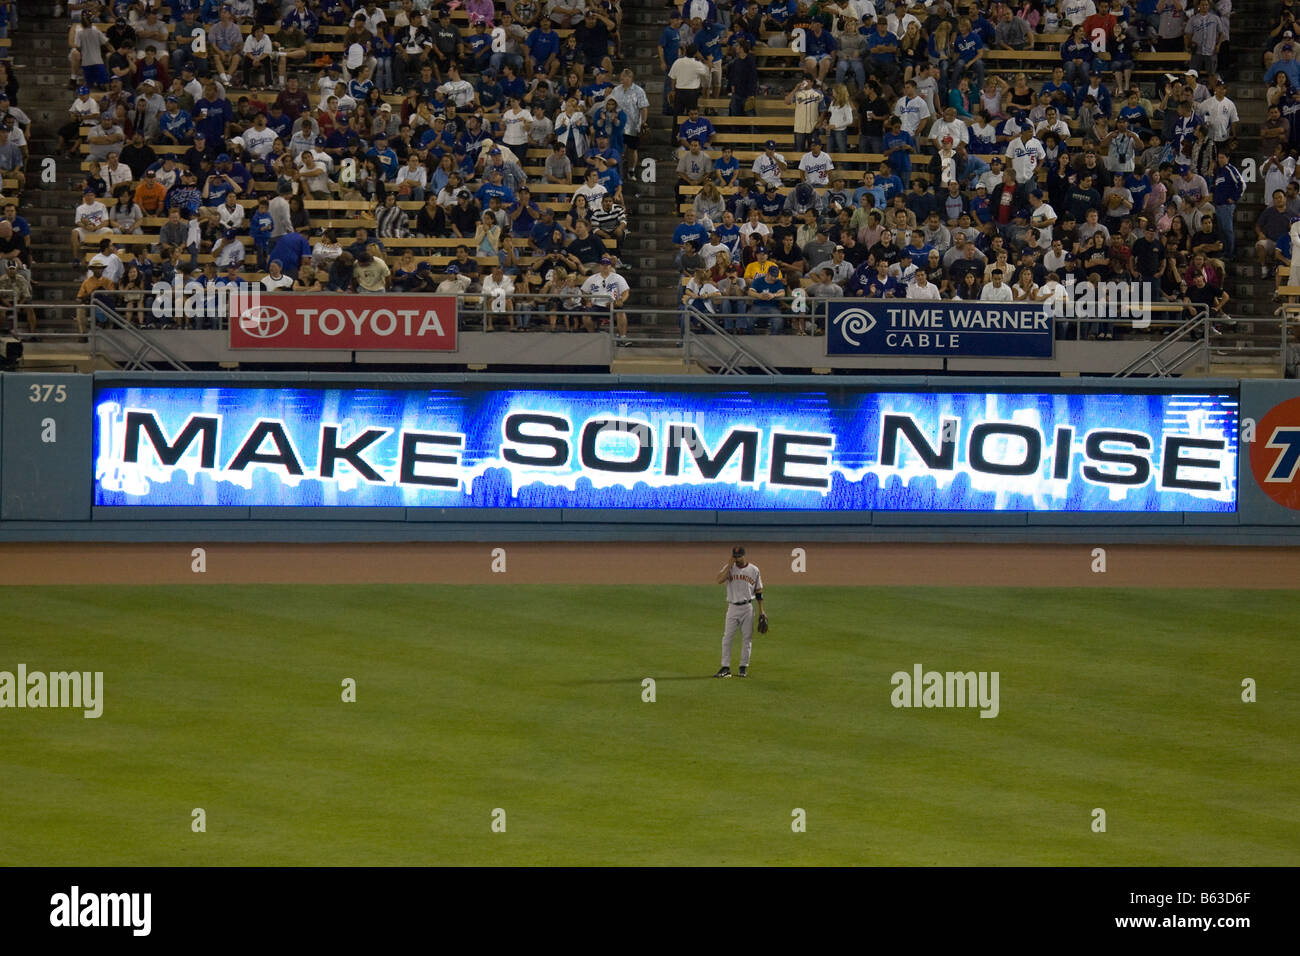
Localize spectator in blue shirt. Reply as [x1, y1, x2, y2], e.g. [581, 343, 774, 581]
[864, 21, 902, 87]
[249, 198, 274, 269]
[527, 17, 562, 77]
[952, 17, 986, 93]
[659, 12, 688, 113]
[269, 225, 313, 278]
[714, 144, 740, 187]
[1267, 45, 1300, 89]
[746, 264, 788, 334]
[365, 133, 400, 181]
[1212, 152, 1245, 257]
[882, 117, 915, 190]
[158, 97, 194, 146]
[673, 209, 710, 266]
[1060, 25, 1093, 88]
[677, 106, 715, 150]
[1040, 66, 1075, 110]
[801, 19, 837, 84]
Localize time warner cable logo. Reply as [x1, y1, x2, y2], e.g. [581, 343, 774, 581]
[834, 279, 1153, 347]
[50, 887, 151, 936]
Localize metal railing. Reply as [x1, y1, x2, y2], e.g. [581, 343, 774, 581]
[91, 298, 193, 372]
[453, 290, 616, 335]
[682, 306, 781, 374]
[1111, 303, 1211, 378]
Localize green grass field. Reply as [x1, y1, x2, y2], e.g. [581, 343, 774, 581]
[1, 584, 1296, 866]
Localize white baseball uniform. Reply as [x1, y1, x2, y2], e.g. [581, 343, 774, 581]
[720, 560, 763, 670]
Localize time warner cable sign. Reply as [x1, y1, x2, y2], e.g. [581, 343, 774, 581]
[92, 386, 1238, 511]
[827, 300, 1053, 357]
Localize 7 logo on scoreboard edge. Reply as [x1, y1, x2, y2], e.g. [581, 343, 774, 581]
[1250, 396, 1300, 510]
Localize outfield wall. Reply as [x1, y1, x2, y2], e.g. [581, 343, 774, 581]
[1, 372, 1299, 543]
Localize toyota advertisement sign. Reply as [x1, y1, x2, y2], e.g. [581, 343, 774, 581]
[229, 293, 458, 351]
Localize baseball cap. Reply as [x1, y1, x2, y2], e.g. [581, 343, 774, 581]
[223, 228, 236, 238]
[489, 147, 501, 155]
[417, 261, 432, 271]
[731, 546, 745, 557]
[446, 263, 460, 273]
[217, 153, 230, 162]
[600, 256, 613, 265]
[379, 102, 392, 111]
[766, 264, 780, 274]
[77, 85, 90, 95]
[765, 139, 776, 148]
[166, 95, 178, 102]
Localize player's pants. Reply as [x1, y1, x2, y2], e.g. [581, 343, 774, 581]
[721, 602, 754, 669]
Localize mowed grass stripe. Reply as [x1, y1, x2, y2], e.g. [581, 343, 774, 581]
[0, 585, 1294, 865]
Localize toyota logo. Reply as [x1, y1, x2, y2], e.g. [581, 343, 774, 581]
[239, 305, 288, 339]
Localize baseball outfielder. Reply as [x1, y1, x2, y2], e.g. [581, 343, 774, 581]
[714, 546, 765, 678]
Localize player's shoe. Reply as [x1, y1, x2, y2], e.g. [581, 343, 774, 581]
[738, 667, 748, 678]
[713, 667, 731, 679]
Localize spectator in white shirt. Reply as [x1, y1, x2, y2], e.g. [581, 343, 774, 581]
[261, 260, 295, 291]
[926, 106, 969, 148]
[395, 153, 429, 201]
[797, 141, 835, 188]
[979, 269, 1015, 301]
[1004, 128, 1045, 184]
[242, 25, 274, 90]
[481, 265, 517, 331]
[906, 270, 942, 298]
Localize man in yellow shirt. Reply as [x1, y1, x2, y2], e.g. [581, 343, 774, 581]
[75, 261, 117, 333]
[743, 245, 775, 282]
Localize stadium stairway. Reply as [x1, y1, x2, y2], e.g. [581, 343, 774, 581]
[1206, 0, 1288, 376]
[1201, 0, 1294, 374]
[19, 10, 93, 337]
[620, 0, 686, 323]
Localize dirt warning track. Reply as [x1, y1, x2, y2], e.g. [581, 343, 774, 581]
[1, 542, 1299, 588]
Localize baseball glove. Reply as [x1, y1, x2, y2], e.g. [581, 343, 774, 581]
[757, 613, 769, 634]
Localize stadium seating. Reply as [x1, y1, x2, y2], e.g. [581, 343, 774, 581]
[660, 1, 1246, 342]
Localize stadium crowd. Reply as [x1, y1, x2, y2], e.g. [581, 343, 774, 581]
[57, 0, 642, 336]
[664, 0, 1247, 338]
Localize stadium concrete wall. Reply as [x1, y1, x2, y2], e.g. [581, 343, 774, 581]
[1, 372, 1299, 544]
